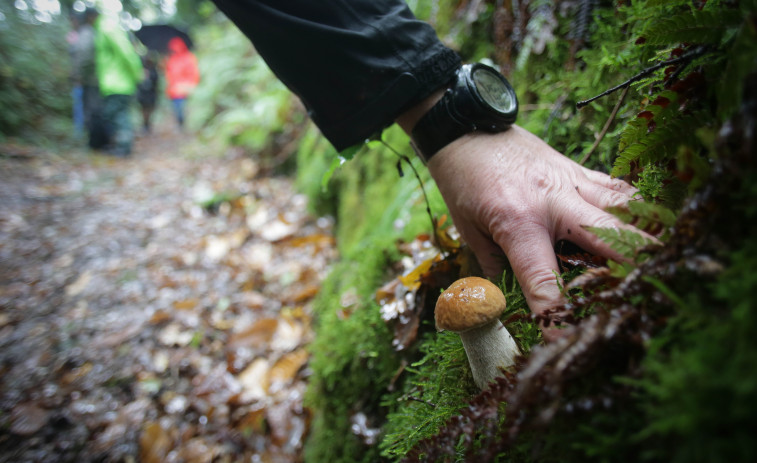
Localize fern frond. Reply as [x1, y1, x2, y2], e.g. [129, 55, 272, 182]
[619, 90, 680, 152]
[612, 110, 710, 177]
[642, 9, 743, 46]
[585, 226, 657, 261]
[609, 200, 676, 228]
[618, 117, 649, 153]
[643, 0, 692, 7]
[718, 13, 757, 118]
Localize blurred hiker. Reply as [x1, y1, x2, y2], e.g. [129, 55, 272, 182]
[137, 54, 160, 134]
[92, 9, 143, 156]
[211, 0, 649, 341]
[164, 37, 200, 130]
[68, 8, 99, 140]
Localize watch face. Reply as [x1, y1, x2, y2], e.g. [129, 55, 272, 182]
[472, 67, 516, 113]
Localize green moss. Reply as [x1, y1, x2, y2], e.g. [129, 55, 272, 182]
[296, 1, 757, 461]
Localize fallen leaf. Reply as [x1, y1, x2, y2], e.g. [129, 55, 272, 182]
[270, 319, 304, 352]
[65, 271, 92, 297]
[158, 323, 195, 347]
[260, 219, 297, 242]
[268, 348, 309, 394]
[61, 362, 93, 385]
[227, 318, 278, 351]
[139, 421, 173, 463]
[173, 298, 199, 311]
[10, 403, 49, 436]
[236, 406, 266, 434]
[237, 358, 269, 402]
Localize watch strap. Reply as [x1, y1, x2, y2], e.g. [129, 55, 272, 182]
[411, 90, 471, 163]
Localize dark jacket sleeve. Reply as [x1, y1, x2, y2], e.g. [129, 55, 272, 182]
[211, 0, 461, 151]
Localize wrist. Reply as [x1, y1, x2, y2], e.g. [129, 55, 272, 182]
[398, 63, 519, 163]
[395, 88, 446, 134]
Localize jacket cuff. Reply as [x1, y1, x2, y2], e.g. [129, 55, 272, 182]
[316, 47, 461, 152]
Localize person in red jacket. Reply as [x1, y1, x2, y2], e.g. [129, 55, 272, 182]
[164, 37, 199, 129]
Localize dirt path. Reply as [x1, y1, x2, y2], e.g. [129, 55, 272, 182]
[0, 130, 336, 462]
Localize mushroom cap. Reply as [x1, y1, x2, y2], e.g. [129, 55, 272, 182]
[435, 277, 507, 332]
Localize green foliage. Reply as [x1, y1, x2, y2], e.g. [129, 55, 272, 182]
[613, 111, 711, 176]
[304, 251, 401, 463]
[380, 331, 476, 460]
[187, 17, 303, 159]
[718, 0, 757, 118]
[626, 245, 757, 463]
[641, 8, 743, 46]
[272, 0, 757, 461]
[585, 226, 657, 262]
[0, 6, 76, 144]
[381, 272, 539, 461]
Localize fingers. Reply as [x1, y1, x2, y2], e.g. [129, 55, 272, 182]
[574, 180, 634, 212]
[582, 168, 638, 196]
[491, 223, 565, 318]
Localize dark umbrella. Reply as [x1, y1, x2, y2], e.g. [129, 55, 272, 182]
[134, 24, 193, 54]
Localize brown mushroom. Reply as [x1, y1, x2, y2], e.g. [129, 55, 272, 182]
[435, 276, 520, 390]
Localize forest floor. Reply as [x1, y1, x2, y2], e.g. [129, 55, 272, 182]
[0, 123, 337, 462]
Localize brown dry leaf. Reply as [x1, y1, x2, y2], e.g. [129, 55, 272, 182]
[65, 270, 92, 297]
[281, 283, 320, 304]
[10, 402, 49, 436]
[436, 223, 461, 251]
[237, 358, 269, 402]
[270, 319, 304, 352]
[398, 254, 440, 290]
[375, 279, 401, 306]
[268, 348, 309, 393]
[149, 310, 172, 325]
[61, 362, 93, 385]
[283, 233, 335, 250]
[236, 406, 266, 434]
[227, 318, 278, 351]
[177, 437, 222, 463]
[173, 298, 199, 311]
[237, 290, 268, 310]
[139, 421, 174, 463]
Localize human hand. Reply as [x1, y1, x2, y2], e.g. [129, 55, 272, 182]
[425, 125, 642, 341]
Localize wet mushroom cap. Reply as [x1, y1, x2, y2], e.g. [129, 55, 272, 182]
[435, 277, 507, 332]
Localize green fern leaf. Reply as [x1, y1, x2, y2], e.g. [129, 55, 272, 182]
[585, 226, 657, 261]
[612, 110, 710, 177]
[608, 200, 676, 228]
[643, 9, 743, 46]
[718, 12, 757, 118]
[618, 117, 649, 153]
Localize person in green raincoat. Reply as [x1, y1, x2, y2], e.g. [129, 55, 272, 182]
[92, 9, 143, 156]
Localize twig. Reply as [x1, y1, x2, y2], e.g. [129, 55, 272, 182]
[379, 137, 447, 256]
[575, 46, 707, 109]
[579, 85, 630, 166]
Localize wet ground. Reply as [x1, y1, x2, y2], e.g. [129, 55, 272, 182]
[0, 127, 336, 462]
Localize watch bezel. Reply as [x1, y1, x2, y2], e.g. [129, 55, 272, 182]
[410, 62, 519, 163]
[450, 63, 518, 132]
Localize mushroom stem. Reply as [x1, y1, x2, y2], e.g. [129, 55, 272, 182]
[458, 320, 520, 390]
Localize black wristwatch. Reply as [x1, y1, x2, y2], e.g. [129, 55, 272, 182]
[411, 63, 518, 162]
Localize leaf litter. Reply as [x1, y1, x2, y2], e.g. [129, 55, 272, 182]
[0, 131, 336, 462]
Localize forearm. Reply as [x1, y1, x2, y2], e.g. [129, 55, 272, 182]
[211, 0, 459, 152]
